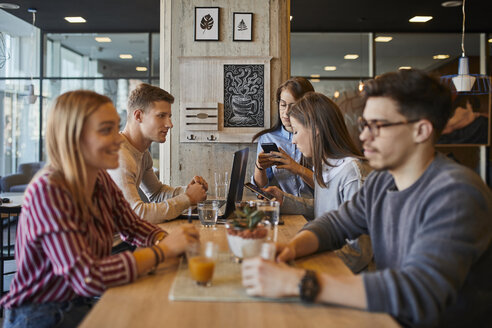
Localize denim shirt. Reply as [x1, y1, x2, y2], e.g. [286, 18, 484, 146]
[253, 126, 314, 198]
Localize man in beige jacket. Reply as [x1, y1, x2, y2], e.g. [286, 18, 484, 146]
[108, 83, 207, 224]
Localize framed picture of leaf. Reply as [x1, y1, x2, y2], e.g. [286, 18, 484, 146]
[194, 7, 220, 41]
[233, 12, 253, 41]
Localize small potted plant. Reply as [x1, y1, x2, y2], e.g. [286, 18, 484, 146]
[225, 203, 270, 260]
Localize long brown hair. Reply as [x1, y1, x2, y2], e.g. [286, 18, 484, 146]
[252, 77, 314, 141]
[45, 90, 113, 220]
[288, 92, 363, 188]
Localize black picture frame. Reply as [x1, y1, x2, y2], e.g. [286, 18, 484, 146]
[194, 7, 220, 41]
[233, 12, 253, 42]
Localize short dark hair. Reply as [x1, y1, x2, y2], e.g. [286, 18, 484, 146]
[127, 83, 174, 114]
[363, 69, 452, 138]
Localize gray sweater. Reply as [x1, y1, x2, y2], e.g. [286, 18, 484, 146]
[303, 153, 492, 327]
[107, 134, 190, 224]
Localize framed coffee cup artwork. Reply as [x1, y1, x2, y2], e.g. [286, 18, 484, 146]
[224, 64, 265, 127]
[233, 12, 253, 41]
[195, 7, 220, 41]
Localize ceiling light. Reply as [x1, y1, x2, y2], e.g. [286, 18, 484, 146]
[333, 91, 340, 98]
[136, 67, 148, 72]
[64, 16, 86, 23]
[441, 1, 462, 7]
[433, 54, 450, 60]
[119, 54, 133, 59]
[489, 38, 492, 43]
[323, 66, 337, 71]
[95, 37, 112, 43]
[344, 54, 359, 60]
[358, 81, 364, 92]
[399, 66, 412, 70]
[0, 3, 20, 9]
[375, 36, 393, 42]
[290, 16, 293, 21]
[310, 79, 320, 83]
[409, 16, 433, 23]
[310, 74, 320, 78]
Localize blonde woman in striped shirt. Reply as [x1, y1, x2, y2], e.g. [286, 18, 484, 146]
[0, 90, 199, 328]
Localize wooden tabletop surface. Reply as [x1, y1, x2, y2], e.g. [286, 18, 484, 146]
[80, 215, 398, 328]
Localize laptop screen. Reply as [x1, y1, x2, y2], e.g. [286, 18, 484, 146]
[222, 147, 249, 219]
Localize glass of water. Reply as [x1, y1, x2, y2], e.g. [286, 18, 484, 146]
[198, 200, 219, 227]
[256, 200, 280, 225]
[256, 200, 280, 242]
[214, 172, 229, 200]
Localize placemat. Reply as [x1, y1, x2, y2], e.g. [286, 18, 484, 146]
[168, 252, 297, 303]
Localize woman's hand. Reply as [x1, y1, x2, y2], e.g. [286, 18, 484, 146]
[185, 182, 207, 205]
[159, 224, 200, 258]
[257, 151, 279, 170]
[264, 186, 285, 205]
[242, 257, 303, 298]
[271, 148, 303, 174]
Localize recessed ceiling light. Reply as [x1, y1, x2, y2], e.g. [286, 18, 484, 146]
[119, 54, 133, 59]
[344, 54, 359, 60]
[324, 66, 337, 71]
[64, 16, 86, 23]
[441, 1, 462, 8]
[136, 67, 148, 72]
[310, 74, 320, 78]
[375, 36, 393, 42]
[399, 66, 412, 70]
[0, 3, 20, 9]
[433, 54, 450, 60]
[95, 37, 112, 43]
[409, 16, 433, 23]
[310, 79, 320, 83]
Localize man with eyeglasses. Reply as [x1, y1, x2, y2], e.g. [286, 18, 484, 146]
[242, 69, 492, 327]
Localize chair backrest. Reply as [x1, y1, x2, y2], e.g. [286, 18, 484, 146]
[17, 162, 45, 180]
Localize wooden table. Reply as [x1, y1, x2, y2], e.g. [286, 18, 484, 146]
[80, 215, 398, 328]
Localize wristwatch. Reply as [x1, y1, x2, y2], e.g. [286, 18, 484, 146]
[299, 270, 320, 303]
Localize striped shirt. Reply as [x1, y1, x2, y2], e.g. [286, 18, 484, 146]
[0, 169, 162, 309]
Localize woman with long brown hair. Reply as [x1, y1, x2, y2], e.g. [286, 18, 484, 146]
[265, 92, 372, 273]
[252, 77, 315, 198]
[0, 90, 199, 327]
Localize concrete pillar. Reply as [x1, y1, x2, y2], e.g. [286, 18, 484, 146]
[160, 0, 290, 186]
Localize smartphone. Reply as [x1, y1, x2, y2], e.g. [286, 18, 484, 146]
[261, 142, 280, 153]
[244, 182, 275, 201]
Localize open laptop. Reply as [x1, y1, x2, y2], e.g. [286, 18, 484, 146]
[180, 147, 249, 223]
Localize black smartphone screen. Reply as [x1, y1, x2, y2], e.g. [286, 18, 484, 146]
[261, 143, 279, 153]
[244, 183, 275, 200]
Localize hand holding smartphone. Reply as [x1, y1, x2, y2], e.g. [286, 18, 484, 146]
[244, 182, 275, 201]
[260, 143, 280, 153]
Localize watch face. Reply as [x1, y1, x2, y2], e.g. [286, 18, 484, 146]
[299, 270, 320, 303]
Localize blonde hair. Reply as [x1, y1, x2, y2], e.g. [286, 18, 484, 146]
[45, 90, 113, 220]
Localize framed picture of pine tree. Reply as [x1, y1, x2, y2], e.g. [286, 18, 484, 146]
[233, 13, 253, 41]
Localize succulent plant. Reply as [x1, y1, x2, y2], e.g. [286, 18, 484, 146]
[232, 205, 265, 230]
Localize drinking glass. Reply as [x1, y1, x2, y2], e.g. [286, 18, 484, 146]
[256, 201, 280, 242]
[198, 200, 219, 227]
[186, 242, 219, 287]
[214, 172, 229, 200]
[260, 242, 276, 261]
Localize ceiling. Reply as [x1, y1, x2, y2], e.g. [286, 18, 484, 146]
[2, 0, 492, 33]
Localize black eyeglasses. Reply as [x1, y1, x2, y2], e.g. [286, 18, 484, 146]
[357, 116, 420, 137]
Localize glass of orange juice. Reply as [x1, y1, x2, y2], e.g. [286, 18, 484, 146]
[186, 241, 219, 287]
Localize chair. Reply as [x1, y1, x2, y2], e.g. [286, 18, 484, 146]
[0, 205, 20, 296]
[0, 162, 45, 192]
